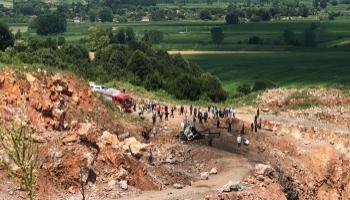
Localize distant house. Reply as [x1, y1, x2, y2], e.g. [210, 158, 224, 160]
[73, 17, 81, 23]
[141, 16, 150, 22]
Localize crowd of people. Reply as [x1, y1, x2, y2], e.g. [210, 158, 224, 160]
[134, 99, 263, 147]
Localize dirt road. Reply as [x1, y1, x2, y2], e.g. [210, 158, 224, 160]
[167, 50, 273, 55]
[120, 155, 251, 200]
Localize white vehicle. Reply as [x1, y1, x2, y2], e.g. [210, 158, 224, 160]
[89, 82, 107, 93]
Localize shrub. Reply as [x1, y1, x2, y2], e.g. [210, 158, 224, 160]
[237, 83, 251, 95]
[0, 123, 38, 200]
[248, 36, 262, 44]
[252, 80, 276, 91]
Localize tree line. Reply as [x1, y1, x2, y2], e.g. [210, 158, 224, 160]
[0, 22, 227, 102]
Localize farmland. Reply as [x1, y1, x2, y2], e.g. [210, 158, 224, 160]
[184, 50, 350, 91]
[15, 18, 350, 51]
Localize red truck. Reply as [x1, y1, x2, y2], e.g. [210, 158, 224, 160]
[90, 83, 134, 112]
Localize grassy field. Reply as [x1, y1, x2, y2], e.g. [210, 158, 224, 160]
[184, 51, 350, 92]
[16, 19, 350, 51]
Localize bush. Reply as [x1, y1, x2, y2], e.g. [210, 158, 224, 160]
[237, 83, 251, 95]
[252, 80, 276, 91]
[248, 36, 262, 44]
[35, 13, 67, 35]
[170, 74, 202, 101]
[0, 123, 38, 200]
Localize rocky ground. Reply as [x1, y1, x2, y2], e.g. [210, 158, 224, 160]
[1, 68, 350, 200]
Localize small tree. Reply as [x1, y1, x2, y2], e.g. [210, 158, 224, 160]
[0, 22, 14, 51]
[210, 27, 224, 44]
[0, 123, 38, 200]
[225, 12, 239, 24]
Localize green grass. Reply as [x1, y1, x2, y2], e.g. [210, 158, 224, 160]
[184, 51, 350, 92]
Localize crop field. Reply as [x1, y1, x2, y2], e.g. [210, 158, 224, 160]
[184, 51, 350, 91]
[20, 19, 350, 51]
[0, 0, 12, 8]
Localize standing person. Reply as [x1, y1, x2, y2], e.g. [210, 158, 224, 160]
[240, 124, 245, 135]
[257, 108, 260, 118]
[159, 111, 163, 121]
[259, 118, 262, 129]
[190, 105, 193, 116]
[251, 123, 254, 132]
[198, 111, 203, 124]
[170, 106, 174, 118]
[204, 112, 208, 123]
[180, 105, 184, 116]
[227, 118, 232, 132]
[165, 106, 169, 121]
[217, 118, 220, 129]
[237, 134, 242, 147]
[194, 107, 197, 118]
[133, 102, 136, 112]
[152, 112, 157, 126]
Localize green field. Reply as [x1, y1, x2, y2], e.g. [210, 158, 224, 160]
[17, 19, 350, 51]
[184, 51, 350, 92]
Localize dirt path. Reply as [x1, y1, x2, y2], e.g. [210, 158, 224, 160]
[235, 112, 350, 134]
[167, 50, 273, 55]
[120, 156, 251, 200]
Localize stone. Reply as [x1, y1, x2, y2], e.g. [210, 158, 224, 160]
[122, 137, 148, 157]
[220, 181, 241, 193]
[62, 134, 78, 144]
[200, 172, 209, 180]
[210, 167, 218, 175]
[98, 131, 120, 149]
[254, 164, 275, 178]
[173, 183, 184, 189]
[119, 180, 128, 190]
[78, 123, 93, 136]
[26, 73, 36, 82]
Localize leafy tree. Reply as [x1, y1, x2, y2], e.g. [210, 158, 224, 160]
[171, 74, 202, 101]
[225, 12, 239, 24]
[320, 0, 328, 8]
[116, 28, 126, 44]
[127, 50, 151, 83]
[126, 27, 136, 42]
[210, 27, 224, 44]
[304, 27, 317, 47]
[99, 7, 113, 22]
[200, 73, 228, 102]
[89, 25, 110, 50]
[199, 9, 212, 20]
[0, 22, 14, 51]
[35, 13, 67, 35]
[331, 0, 338, 6]
[144, 72, 163, 90]
[143, 30, 163, 44]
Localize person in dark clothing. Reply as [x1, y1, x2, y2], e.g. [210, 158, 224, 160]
[217, 118, 220, 128]
[198, 112, 203, 124]
[133, 103, 136, 112]
[204, 112, 208, 123]
[194, 108, 197, 117]
[170, 107, 174, 118]
[257, 108, 260, 117]
[190, 105, 193, 116]
[240, 124, 245, 135]
[251, 123, 254, 132]
[180, 105, 184, 115]
[159, 112, 163, 121]
[152, 112, 156, 126]
[259, 118, 262, 129]
[165, 110, 169, 121]
[228, 121, 232, 132]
